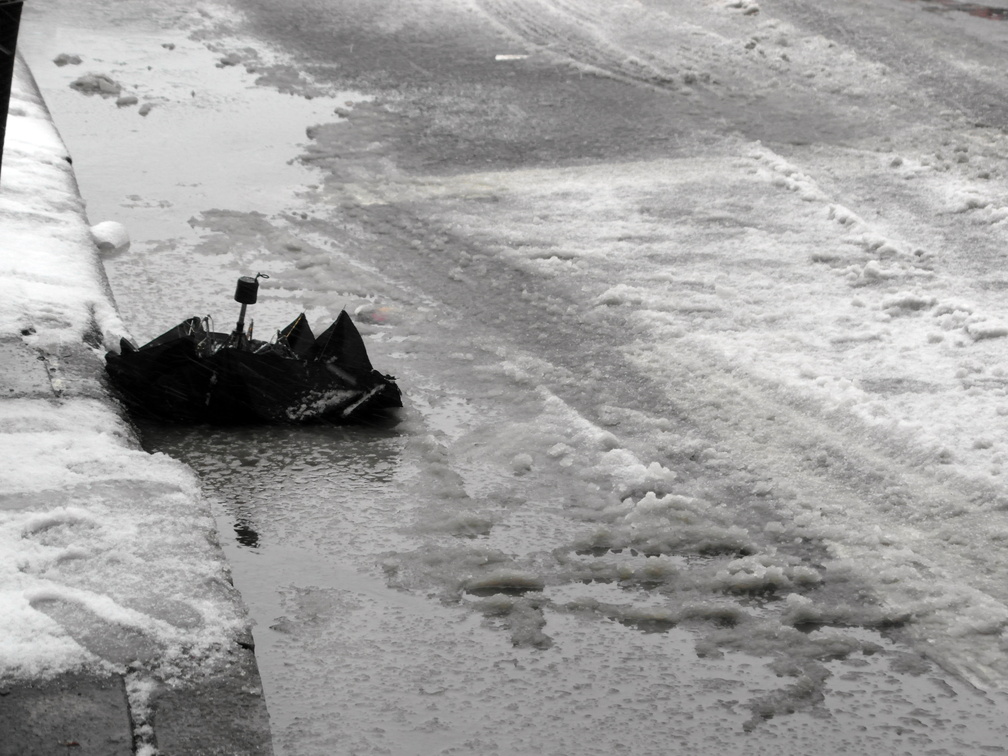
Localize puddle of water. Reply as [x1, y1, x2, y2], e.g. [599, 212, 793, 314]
[138, 421, 409, 555]
[18, 20, 354, 240]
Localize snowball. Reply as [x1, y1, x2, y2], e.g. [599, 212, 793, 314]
[90, 221, 131, 257]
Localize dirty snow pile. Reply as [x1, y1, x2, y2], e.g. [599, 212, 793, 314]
[0, 57, 247, 685]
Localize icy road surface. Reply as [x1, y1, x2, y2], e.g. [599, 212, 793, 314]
[18, 0, 1008, 752]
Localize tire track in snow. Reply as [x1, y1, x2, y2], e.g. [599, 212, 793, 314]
[769, 0, 1008, 130]
[629, 335, 1008, 690]
[604, 141, 1008, 687]
[473, 0, 690, 90]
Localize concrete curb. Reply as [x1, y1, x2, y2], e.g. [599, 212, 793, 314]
[1, 672, 133, 755]
[0, 54, 273, 756]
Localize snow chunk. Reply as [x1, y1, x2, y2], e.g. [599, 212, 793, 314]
[881, 291, 936, 315]
[464, 569, 545, 596]
[573, 491, 755, 558]
[597, 450, 678, 499]
[828, 204, 863, 227]
[511, 452, 534, 475]
[965, 319, 1008, 341]
[846, 260, 897, 287]
[595, 284, 646, 307]
[69, 73, 122, 97]
[53, 54, 82, 67]
[715, 555, 822, 595]
[750, 148, 827, 201]
[547, 442, 573, 459]
[90, 221, 131, 257]
[950, 190, 991, 214]
[934, 299, 976, 316]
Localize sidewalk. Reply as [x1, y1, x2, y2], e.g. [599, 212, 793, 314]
[0, 54, 272, 755]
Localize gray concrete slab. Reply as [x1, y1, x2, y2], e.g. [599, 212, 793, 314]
[37, 343, 110, 401]
[151, 646, 273, 756]
[0, 338, 54, 399]
[0, 673, 133, 756]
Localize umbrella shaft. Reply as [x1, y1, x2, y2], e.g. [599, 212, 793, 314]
[235, 303, 248, 345]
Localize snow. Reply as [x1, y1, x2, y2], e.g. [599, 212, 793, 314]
[0, 396, 248, 682]
[421, 136, 1008, 497]
[1, 59, 125, 349]
[0, 56, 248, 688]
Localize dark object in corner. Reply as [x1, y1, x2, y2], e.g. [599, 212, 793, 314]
[0, 1, 24, 187]
[104, 275, 402, 424]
